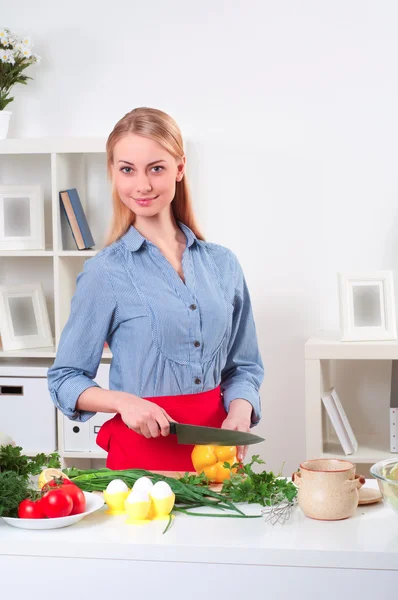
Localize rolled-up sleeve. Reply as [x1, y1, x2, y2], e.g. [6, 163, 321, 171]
[47, 254, 118, 422]
[220, 253, 264, 425]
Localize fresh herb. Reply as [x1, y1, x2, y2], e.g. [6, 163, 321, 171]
[0, 471, 40, 517]
[221, 455, 298, 507]
[0, 445, 60, 479]
[178, 471, 209, 486]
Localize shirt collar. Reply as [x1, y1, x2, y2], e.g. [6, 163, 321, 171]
[121, 221, 197, 252]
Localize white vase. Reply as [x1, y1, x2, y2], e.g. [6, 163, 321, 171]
[0, 110, 12, 139]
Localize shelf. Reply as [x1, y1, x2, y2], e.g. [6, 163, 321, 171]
[0, 138, 107, 154]
[322, 440, 396, 464]
[0, 345, 57, 358]
[60, 451, 107, 459]
[0, 250, 55, 257]
[23, 449, 58, 457]
[0, 250, 100, 257]
[0, 347, 111, 360]
[57, 250, 98, 257]
[305, 335, 398, 360]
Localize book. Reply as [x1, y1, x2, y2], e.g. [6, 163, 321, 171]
[321, 388, 358, 455]
[330, 388, 358, 453]
[390, 361, 398, 452]
[59, 188, 95, 250]
[391, 408, 397, 453]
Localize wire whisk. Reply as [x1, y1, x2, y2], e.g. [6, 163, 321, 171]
[261, 494, 297, 526]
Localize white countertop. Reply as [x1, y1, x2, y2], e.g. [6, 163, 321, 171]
[1, 480, 397, 571]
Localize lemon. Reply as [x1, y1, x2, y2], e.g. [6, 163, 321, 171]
[38, 468, 67, 489]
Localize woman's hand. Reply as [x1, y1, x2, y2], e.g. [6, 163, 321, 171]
[115, 392, 174, 438]
[221, 398, 253, 461]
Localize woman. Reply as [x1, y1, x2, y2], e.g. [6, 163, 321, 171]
[47, 107, 264, 471]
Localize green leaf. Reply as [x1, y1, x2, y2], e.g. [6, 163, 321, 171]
[221, 457, 297, 507]
[0, 445, 61, 479]
[0, 471, 30, 517]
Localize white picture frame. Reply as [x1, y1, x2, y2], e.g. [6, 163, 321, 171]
[0, 283, 53, 350]
[338, 271, 397, 342]
[0, 185, 45, 250]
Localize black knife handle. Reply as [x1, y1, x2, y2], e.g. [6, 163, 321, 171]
[169, 422, 177, 435]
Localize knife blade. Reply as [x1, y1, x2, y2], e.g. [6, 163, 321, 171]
[169, 422, 264, 446]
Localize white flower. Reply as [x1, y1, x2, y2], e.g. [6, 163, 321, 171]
[15, 42, 25, 53]
[33, 53, 41, 64]
[0, 49, 14, 64]
[20, 46, 32, 58]
[21, 36, 31, 47]
[7, 31, 17, 46]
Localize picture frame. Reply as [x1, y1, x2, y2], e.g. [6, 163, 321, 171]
[0, 283, 53, 350]
[338, 271, 397, 342]
[0, 185, 45, 250]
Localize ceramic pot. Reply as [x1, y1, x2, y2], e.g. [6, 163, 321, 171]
[0, 110, 12, 139]
[292, 458, 365, 520]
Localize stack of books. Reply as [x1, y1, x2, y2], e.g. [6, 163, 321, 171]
[321, 388, 358, 455]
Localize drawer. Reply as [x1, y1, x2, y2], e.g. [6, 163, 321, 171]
[63, 412, 114, 453]
[0, 375, 56, 453]
[63, 363, 114, 454]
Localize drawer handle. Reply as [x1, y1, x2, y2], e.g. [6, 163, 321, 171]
[0, 385, 23, 395]
[72, 426, 80, 433]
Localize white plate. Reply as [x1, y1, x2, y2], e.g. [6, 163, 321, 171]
[2, 491, 104, 530]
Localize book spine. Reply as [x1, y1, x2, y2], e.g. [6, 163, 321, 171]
[390, 361, 398, 408]
[59, 191, 85, 250]
[330, 389, 358, 453]
[322, 393, 354, 455]
[391, 408, 398, 453]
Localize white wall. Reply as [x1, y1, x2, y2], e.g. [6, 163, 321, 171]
[4, 0, 398, 474]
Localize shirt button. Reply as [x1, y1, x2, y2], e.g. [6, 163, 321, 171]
[193, 341, 200, 347]
[194, 377, 201, 385]
[189, 304, 197, 311]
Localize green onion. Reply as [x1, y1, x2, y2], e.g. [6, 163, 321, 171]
[64, 467, 247, 516]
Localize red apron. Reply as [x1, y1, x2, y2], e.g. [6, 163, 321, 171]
[96, 386, 226, 471]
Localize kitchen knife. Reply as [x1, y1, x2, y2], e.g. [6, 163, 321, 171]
[169, 422, 264, 446]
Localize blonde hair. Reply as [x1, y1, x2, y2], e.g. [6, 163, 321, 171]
[104, 107, 204, 246]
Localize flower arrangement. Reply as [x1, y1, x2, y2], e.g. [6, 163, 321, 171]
[0, 28, 40, 111]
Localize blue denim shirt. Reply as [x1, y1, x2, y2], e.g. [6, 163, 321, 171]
[47, 222, 264, 424]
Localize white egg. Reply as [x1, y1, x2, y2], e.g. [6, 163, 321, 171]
[132, 476, 154, 495]
[126, 490, 150, 504]
[150, 481, 173, 500]
[106, 479, 129, 494]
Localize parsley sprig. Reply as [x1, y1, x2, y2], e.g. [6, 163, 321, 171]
[0, 444, 61, 517]
[0, 444, 60, 479]
[221, 455, 297, 506]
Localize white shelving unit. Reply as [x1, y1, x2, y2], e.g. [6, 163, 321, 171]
[0, 138, 113, 463]
[305, 335, 397, 464]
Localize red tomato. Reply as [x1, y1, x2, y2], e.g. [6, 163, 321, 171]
[62, 484, 86, 515]
[18, 499, 45, 519]
[41, 488, 73, 518]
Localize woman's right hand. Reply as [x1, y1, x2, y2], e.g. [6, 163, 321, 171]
[115, 392, 174, 438]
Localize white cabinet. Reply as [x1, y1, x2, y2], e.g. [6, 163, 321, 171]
[0, 138, 113, 460]
[61, 363, 115, 457]
[0, 364, 56, 454]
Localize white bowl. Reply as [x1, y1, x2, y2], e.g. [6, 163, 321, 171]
[2, 491, 104, 530]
